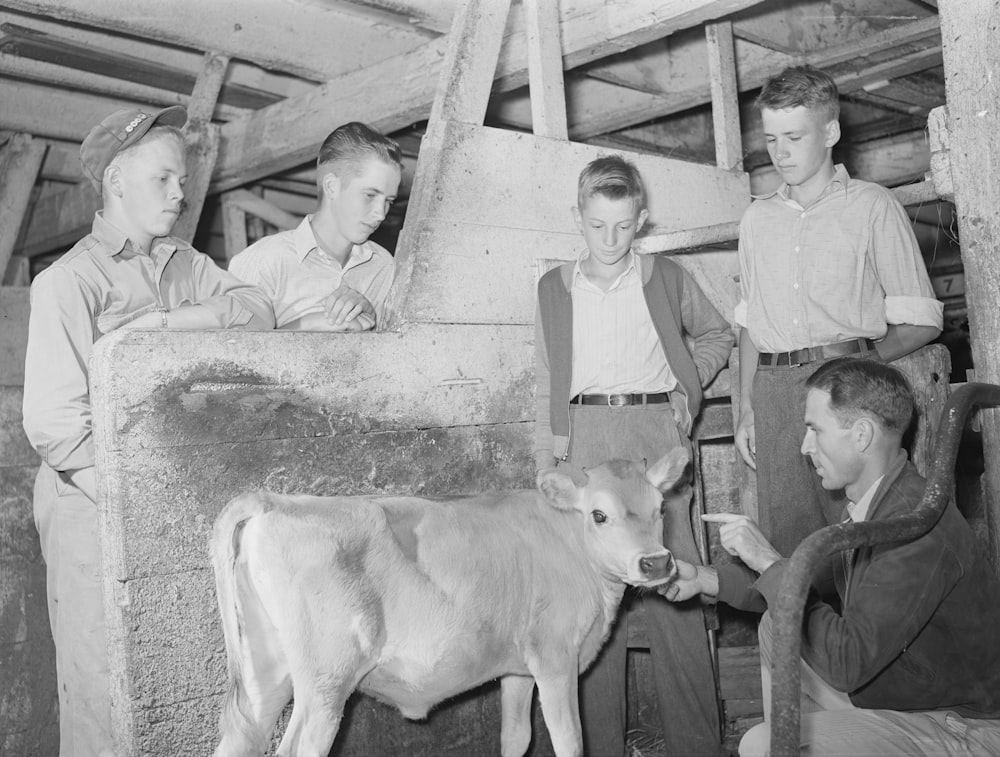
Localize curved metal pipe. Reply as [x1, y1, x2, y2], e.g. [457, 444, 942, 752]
[769, 382, 1000, 757]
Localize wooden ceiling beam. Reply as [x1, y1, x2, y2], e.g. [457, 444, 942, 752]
[0, 0, 433, 82]
[210, 0, 770, 193]
[0, 52, 250, 122]
[334, 0, 453, 35]
[491, 16, 941, 140]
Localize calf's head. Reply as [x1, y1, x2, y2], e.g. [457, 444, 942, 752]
[537, 447, 691, 586]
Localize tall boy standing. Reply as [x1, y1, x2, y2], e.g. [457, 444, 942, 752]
[535, 155, 733, 756]
[733, 66, 942, 556]
[22, 106, 274, 756]
[229, 122, 402, 331]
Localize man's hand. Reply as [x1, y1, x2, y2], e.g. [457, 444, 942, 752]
[119, 310, 164, 329]
[702, 513, 781, 574]
[659, 558, 712, 602]
[735, 409, 756, 469]
[323, 284, 375, 328]
[325, 312, 375, 332]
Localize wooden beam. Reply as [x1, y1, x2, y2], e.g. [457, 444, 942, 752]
[226, 189, 299, 231]
[938, 0, 1000, 567]
[636, 181, 939, 255]
[493, 16, 941, 139]
[705, 20, 742, 170]
[16, 183, 100, 258]
[0, 52, 249, 122]
[172, 52, 228, 243]
[334, 0, 453, 35]
[221, 192, 248, 263]
[0, 79, 145, 141]
[0, 133, 46, 276]
[211, 0, 769, 192]
[1, 0, 432, 82]
[523, 0, 568, 139]
[428, 0, 513, 127]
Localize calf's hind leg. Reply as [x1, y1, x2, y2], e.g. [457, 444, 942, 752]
[500, 674, 535, 757]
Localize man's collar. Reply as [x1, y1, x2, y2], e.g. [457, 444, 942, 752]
[298, 214, 373, 267]
[572, 249, 637, 289]
[91, 212, 179, 257]
[750, 163, 852, 202]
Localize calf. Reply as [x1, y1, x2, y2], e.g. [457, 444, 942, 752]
[211, 447, 690, 757]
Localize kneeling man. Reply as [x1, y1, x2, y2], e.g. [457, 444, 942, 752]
[663, 357, 1000, 756]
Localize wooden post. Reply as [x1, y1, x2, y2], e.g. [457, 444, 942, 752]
[0, 133, 46, 278]
[173, 51, 229, 243]
[523, 0, 568, 139]
[938, 0, 1000, 567]
[221, 191, 248, 263]
[226, 189, 299, 232]
[386, 0, 514, 328]
[705, 20, 743, 171]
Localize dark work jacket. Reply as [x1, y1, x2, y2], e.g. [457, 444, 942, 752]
[751, 454, 1000, 717]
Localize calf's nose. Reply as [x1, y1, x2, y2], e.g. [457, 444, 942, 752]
[639, 551, 675, 581]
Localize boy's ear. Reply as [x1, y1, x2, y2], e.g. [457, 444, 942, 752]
[637, 207, 649, 232]
[571, 205, 583, 232]
[320, 171, 341, 202]
[105, 164, 124, 198]
[824, 119, 841, 149]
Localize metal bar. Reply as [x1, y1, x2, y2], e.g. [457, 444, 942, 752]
[770, 382, 1000, 756]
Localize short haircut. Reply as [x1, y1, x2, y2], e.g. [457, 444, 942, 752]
[756, 65, 840, 122]
[577, 154, 646, 211]
[806, 357, 915, 435]
[316, 122, 403, 178]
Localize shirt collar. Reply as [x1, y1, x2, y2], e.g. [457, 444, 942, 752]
[572, 249, 637, 291]
[751, 162, 852, 202]
[90, 211, 178, 258]
[847, 473, 884, 523]
[296, 214, 374, 268]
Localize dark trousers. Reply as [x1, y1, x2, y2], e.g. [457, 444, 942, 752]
[563, 404, 722, 757]
[753, 362, 848, 556]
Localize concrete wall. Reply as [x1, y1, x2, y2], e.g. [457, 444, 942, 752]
[0, 286, 59, 756]
[90, 129, 751, 756]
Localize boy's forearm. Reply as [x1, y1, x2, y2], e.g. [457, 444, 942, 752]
[876, 324, 942, 362]
[738, 329, 759, 414]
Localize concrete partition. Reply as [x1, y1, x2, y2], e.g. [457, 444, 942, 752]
[90, 127, 752, 755]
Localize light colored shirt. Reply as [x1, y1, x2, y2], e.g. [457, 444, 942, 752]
[735, 164, 943, 353]
[570, 250, 677, 396]
[22, 212, 274, 472]
[228, 215, 394, 329]
[847, 475, 884, 523]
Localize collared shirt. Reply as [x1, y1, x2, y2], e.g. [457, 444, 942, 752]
[735, 164, 943, 353]
[21, 212, 274, 472]
[570, 250, 677, 396]
[228, 215, 394, 329]
[846, 475, 885, 523]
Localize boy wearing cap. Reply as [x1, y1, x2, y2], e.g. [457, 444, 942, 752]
[22, 105, 274, 756]
[229, 121, 402, 331]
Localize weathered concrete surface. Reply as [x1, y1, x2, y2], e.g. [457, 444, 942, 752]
[90, 326, 546, 756]
[0, 287, 29, 386]
[0, 385, 58, 757]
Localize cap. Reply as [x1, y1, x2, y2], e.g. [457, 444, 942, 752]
[80, 105, 188, 192]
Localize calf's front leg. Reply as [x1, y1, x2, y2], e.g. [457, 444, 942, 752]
[500, 674, 535, 757]
[534, 670, 582, 757]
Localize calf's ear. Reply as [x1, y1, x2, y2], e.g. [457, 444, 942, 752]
[646, 446, 691, 492]
[537, 468, 585, 511]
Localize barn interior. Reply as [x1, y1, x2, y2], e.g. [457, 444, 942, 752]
[1, 0, 997, 755]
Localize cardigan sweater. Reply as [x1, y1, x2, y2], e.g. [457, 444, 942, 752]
[534, 253, 733, 469]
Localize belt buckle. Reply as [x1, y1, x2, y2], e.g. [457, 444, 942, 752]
[608, 394, 628, 407]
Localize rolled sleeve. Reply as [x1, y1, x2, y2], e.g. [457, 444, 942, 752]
[885, 295, 944, 329]
[186, 251, 275, 329]
[22, 267, 97, 471]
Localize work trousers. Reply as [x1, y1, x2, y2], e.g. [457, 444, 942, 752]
[741, 612, 1000, 756]
[33, 463, 114, 757]
[564, 403, 722, 757]
[752, 361, 847, 556]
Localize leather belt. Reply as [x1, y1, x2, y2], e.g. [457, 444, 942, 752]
[570, 393, 670, 407]
[758, 338, 877, 367]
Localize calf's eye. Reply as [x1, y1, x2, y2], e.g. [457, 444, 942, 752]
[592, 510, 607, 524]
